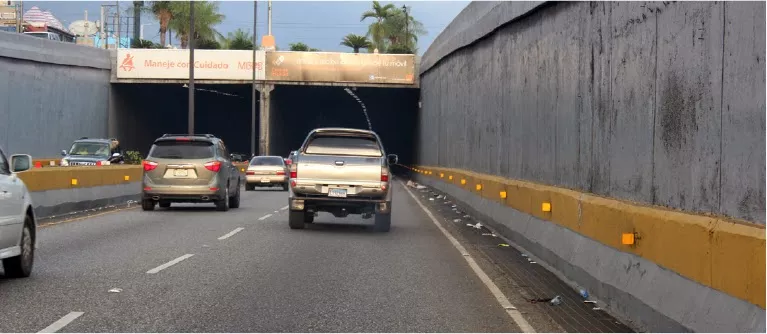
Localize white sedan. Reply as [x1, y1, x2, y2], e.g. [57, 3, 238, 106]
[0, 148, 36, 278]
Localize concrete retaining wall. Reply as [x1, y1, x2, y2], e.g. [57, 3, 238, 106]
[412, 167, 765, 333]
[0, 31, 112, 158]
[417, 1, 765, 224]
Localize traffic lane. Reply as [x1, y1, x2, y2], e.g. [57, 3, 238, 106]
[0, 187, 288, 333]
[62, 182, 519, 333]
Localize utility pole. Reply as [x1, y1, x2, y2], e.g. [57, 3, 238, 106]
[16, 0, 23, 33]
[188, 0, 195, 135]
[267, 0, 271, 36]
[115, 1, 120, 49]
[403, 5, 409, 51]
[251, 0, 258, 157]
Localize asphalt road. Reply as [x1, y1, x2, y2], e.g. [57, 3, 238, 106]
[0, 182, 525, 333]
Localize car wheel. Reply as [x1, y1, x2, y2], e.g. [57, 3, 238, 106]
[245, 183, 255, 191]
[142, 199, 156, 211]
[158, 201, 171, 208]
[216, 186, 230, 212]
[229, 183, 241, 209]
[374, 213, 391, 232]
[3, 216, 34, 278]
[288, 210, 305, 229]
[282, 183, 289, 191]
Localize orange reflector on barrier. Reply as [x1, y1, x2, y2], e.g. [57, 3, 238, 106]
[475, 184, 482, 191]
[622, 233, 635, 245]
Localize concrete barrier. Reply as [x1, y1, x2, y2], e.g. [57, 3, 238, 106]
[411, 165, 765, 333]
[17, 166, 143, 221]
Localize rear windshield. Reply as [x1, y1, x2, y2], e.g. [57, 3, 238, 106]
[250, 156, 284, 166]
[149, 141, 215, 159]
[304, 135, 382, 157]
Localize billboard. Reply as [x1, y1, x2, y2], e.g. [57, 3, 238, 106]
[265, 51, 415, 84]
[116, 49, 266, 80]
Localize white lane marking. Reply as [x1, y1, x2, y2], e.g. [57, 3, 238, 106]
[258, 213, 273, 220]
[401, 181, 536, 333]
[38, 312, 84, 333]
[280, 206, 289, 211]
[146, 254, 194, 274]
[218, 227, 244, 240]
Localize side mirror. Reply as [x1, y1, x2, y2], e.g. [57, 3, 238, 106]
[10, 154, 32, 173]
[387, 154, 398, 165]
[61, 149, 67, 156]
[112, 152, 121, 158]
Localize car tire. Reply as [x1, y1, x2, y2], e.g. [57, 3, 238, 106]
[229, 183, 241, 209]
[245, 183, 255, 191]
[374, 213, 391, 232]
[142, 199, 155, 211]
[304, 212, 314, 223]
[216, 186, 230, 212]
[158, 201, 171, 208]
[282, 183, 289, 191]
[288, 210, 305, 229]
[3, 216, 34, 278]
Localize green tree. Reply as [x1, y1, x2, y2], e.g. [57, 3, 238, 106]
[288, 42, 309, 51]
[340, 34, 372, 53]
[220, 28, 254, 50]
[309, 48, 321, 52]
[147, 1, 173, 47]
[168, 1, 225, 49]
[382, 7, 426, 53]
[195, 38, 221, 49]
[360, 1, 396, 52]
[131, 39, 157, 49]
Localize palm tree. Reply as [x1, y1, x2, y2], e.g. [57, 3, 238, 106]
[360, 1, 396, 52]
[220, 28, 254, 50]
[168, 1, 225, 49]
[148, 1, 172, 47]
[340, 34, 372, 53]
[131, 39, 156, 49]
[382, 7, 426, 52]
[289, 42, 309, 51]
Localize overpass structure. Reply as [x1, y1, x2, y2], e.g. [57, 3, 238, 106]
[0, 1, 764, 333]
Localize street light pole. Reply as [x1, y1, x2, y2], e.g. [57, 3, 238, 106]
[251, 0, 258, 157]
[403, 5, 409, 51]
[188, 0, 195, 135]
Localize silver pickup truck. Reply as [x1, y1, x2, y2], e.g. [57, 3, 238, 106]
[287, 128, 398, 232]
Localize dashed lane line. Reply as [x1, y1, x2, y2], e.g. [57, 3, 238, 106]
[38, 312, 84, 333]
[280, 206, 289, 211]
[400, 181, 536, 333]
[146, 254, 195, 274]
[217, 227, 245, 240]
[258, 213, 273, 220]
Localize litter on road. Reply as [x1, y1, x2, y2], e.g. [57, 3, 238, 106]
[108, 288, 122, 293]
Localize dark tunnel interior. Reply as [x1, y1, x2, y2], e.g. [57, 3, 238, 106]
[112, 83, 420, 169]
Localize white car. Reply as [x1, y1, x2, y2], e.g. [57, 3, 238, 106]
[0, 148, 36, 278]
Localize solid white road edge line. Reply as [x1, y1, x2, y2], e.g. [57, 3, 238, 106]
[280, 206, 289, 210]
[400, 181, 536, 333]
[38, 312, 84, 333]
[258, 213, 273, 220]
[146, 254, 195, 274]
[218, 227, 245, 240]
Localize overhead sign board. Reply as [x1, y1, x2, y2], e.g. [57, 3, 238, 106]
[116, 49, 266, 80]
[265, 51, 415, 84]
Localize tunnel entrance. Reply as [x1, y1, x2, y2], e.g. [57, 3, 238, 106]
[111, 83, 258, 156]
[111, 83, 419, 167]
[269, 85, 420, 166]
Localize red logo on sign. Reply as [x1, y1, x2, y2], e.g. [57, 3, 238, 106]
[119, 53, 135, 72]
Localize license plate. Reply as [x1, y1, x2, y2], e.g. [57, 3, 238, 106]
[173, 169, 188, 177]
[328, 188, 347, 198]
[260, 178, 270, 183]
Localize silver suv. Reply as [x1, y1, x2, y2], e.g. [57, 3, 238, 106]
[141, 134, 241, 211]
[0, 147, 36, 277]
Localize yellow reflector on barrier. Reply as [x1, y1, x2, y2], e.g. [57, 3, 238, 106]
[440, 173, 444, 178]
[460, 179, 466, 185]
[448, 175, 453, 180]
[475, 184, 482, 191]
[124, 175, 130, 181]
[500, 191, 507, 199]
[71, 179, 78, 186]
[542, 202, 551, 212]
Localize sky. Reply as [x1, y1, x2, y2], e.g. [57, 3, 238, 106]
[21, 0, 469, 54]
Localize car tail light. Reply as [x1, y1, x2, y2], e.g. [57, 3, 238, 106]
[176, 137, 191, 141]
[204, 161, 221, 172]
[381, 173, 389, 182]
[285, 159, 292, 165]
[276, 171, 285, 176]
[246, 171, 255, 175]
[143, 160, 158, 172]
[290, 162, 297, 179]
